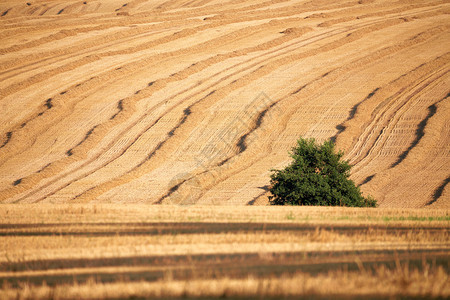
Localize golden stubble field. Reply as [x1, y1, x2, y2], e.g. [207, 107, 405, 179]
[1, 1, 449, 298]
[0, 205, 449, 299]
[0, 0, 449, 207]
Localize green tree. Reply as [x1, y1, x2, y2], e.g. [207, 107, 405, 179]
[269, 138, 376, 207]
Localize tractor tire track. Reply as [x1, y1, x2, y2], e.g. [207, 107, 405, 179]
[159, 24, 448, 205]
[1, 20, 316, 202]
[1, 0, 448, 205]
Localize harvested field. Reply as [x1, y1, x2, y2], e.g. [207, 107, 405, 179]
[0, 205, 449, 299]
[0, 0, 449, 206]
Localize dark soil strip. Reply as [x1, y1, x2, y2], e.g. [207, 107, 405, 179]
[359, 174, 376, 186]
[0, 252, 447, 287]
[292, 84, 307, 95]
[1, 248, 447, 272]
[82, 89, 215, 197]
[1, 222, 447, 231]
[115, 3, 128, 11]
[218, 99, 282, 167]
[390, 93, 448, 168]
[110, 99, 124, 120]
[330, 88, 379, 143]
[0, 131, 12, 149]
[105, 295, 448, 300]
[37, 163, 52, 173]
[235, 102, 277, 154]
[0, 222, 447, 236]
[1, 97, 54, 151]
[247, 190, 267, 205]
[67, 82, 199, 200]
[427, 176, 450, 206]
[45, 98, 53, 109]
[66, 125, 98, 156]
[156, 170, 208, 204]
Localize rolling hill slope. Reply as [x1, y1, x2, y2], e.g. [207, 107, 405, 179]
[0, 0, 449, 207]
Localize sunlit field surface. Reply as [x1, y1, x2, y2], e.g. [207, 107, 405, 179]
[0, 205, 448, 299]
[1, 0, 449, 298]
[0, 0, 449, 207]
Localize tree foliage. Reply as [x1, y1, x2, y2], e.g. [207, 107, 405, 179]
[269, 138, 376, 207]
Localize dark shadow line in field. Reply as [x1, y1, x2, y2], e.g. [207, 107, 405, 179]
[0, 254, 447, 288]
[191, 24, 449, 199]
[427, 176, 450, 206]
[359, 174, 376, 186]
[54, 5, 323, 202]
[103, 295, 448, 300]
[109, 99, 124, 120]
[66, 125, 98, 157]
[13, 13, 436, 203]
[0, 131, 12, 149]
[332, 56, 449, 170]
[1, 248, 448, 272]
[156, 170, 209, 204]
[330, 87, 379, 144]
[71, 89, 215, 202]
[247, 185, 270, 205]
[4, 229, 443, 237]
[1, 222, 447, 232]
[1, 94, 58, 171]
[390, 92, 448, 168]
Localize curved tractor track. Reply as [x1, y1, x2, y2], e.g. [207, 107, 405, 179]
[0, 0, 449, 207]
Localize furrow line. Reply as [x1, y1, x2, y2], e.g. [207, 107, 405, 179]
[193, 26, 449, 204]
[0, 0, 322, 72]
[349, 68, 448, 174]
[160, 18, 445, 204]
[0, 17, 289, 162]
[353, 66, 447, 170]
[342, 55, 450, 169]
[2, 21, 316, 202]
[2, 3, 447, 203]
[390, 92, 449, 168]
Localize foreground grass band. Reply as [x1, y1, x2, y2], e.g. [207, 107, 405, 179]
[0, 205, 448, 299]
